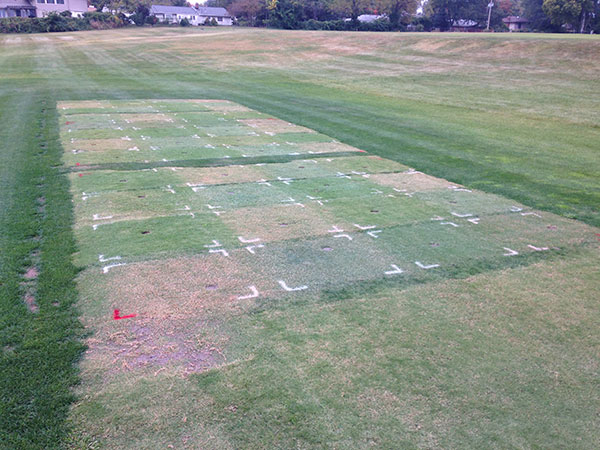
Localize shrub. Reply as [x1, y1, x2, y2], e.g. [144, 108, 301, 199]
[0, 12, 126, 33]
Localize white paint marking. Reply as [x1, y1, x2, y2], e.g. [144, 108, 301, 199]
[528, 244, 549, 251]
[431, 216, 445, 221]
[467, 218, 480, 224]
[209, 249, 229, 257]
[328, 225, 344, 233]
[281, 197, 296, 203]
[102, 263, 126, 274]
[371, 189, 384, 195]
[334, 234, 353, 241]
[98, 254, 121, 263]
[384, 264, 404, 275]
[237, 286, 259, 300]
[336, 172, 351, 179]
[440, 222, 459, 227]
[257, 179, 272, 187]
[278, 177, 293, 185]
[278, 280, 308, 292]
[521, 212, 542, 218]
[164, 185, 176, 194]
[128, 146, 139, 152]
[206, 204, 222, 210]
[404, 168, 422, 174]
[93, 214, 113, 221]
[449, 186, 472, 193]
[204, 240, 221, 248]
[121, 136, 132, 141]
[367, 230, 382, 238]
[415, 261, 440, 270]
[510, 206, 523, 212]
[354, 224, 376, 230]
[238, 236, 261, 243]
[451, 212, 473, 218]
[245, 244, 265, 254]
[503, 248, 519, 256]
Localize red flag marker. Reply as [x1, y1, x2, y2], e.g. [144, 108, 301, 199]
[113, 309, 137, 320]
[76, 163, 80, 166]
[78, 173, 83, 177]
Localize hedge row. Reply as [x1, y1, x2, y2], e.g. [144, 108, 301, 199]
[0, 12, 127, 34]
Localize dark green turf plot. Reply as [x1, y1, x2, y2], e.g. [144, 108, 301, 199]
[69, 168, 182, 193]
[73, 214, 236, 268]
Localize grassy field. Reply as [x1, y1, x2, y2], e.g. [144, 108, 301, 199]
[0, 28, 599, 449]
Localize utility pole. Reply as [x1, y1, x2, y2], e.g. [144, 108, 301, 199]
[486, 1, 494, 31]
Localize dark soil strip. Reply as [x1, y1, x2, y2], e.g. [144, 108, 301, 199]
[0, 94, 84, 448]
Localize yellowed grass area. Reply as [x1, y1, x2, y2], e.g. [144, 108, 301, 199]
[174, 165, 266, 185]
[370, 172, 455, 191]
[221, 203, 350, 243]
[65, 138, 133, 151]
[239, 118, 314, 134]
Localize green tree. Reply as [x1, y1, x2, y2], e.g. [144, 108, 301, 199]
[542, 0, 593, 31]
[375, 0, 418, 28]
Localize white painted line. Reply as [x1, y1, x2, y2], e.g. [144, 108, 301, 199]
[510, 206, 523, 212]
[204, 240, 221, 248]
[128, 146, 139, 152]
[281, 197, 295, 203]
[212, 211, 224, 216]
[150, 146, 159, 151]
[404, 168, 422, 174]
[164, 185, 176, 194]
[206, 204, 222, 210]
[371, 189, 384, 195]
[306, 195, 322, 200]
[278, 280, 308, 292]
[93, 214, 113, 221]
[384, 264, 404, 275]
[354, 224, 376, 230]
[467, 218, 480, 224]
[98, 254, 121, 263]
[245, 244, 265, 254]
[102, 263, 126, 274]
[415, 261, 440, 269]
[238, 236, 261, 243]
[451, 212, 473, 218]
[328, 225, 344, 233]
[503, 248, 519, 256]
[121, 136, 132, 141]
[336, 172, 351, 179]
[191, 187, 204, 193]
[237, 286, 260, 300]
[367, 230, 382, 238]
[258, 179, 272, 186]
[449, 186, 472, 192]
[528, 244, 549, 251]
[278, 177, 293, 185]
[431, 216, 445, 221]
[334, 234, 353, 240]
[521, 212, 542, 218]
[209, 249, 229, 257]
[440, 222, 459, 227]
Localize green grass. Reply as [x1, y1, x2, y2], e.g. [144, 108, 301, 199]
[0, 28, 599, 448]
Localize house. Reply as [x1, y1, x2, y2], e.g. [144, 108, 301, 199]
[0, 0, 87, 18]
[150, 5, 202, 25]
[0, 0, 36, 18]
[195, 6, 232, 25]
[150, 5, 232, 26]
[502, 16, 529, 32]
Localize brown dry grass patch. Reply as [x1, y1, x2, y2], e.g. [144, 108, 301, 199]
[58, 100, 108, 109]
[119, 113, 174, 124]
[65, 138, 133, 152]
[239, 118, 314, 134]
[370, 172, 454, 191]
[221, 203, 351, 243]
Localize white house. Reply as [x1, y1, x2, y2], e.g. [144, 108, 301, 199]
[195, 6, 232, 25]
[149, 4, 232, 26]
[150, 5, 202, 25]
[0, 0, 87, 18]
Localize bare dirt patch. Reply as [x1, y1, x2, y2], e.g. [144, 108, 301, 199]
[24, 267, 39, 280]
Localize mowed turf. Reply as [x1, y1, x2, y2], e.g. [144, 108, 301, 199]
[0, 29, 598, 448]
[63, 100, 599, 448]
